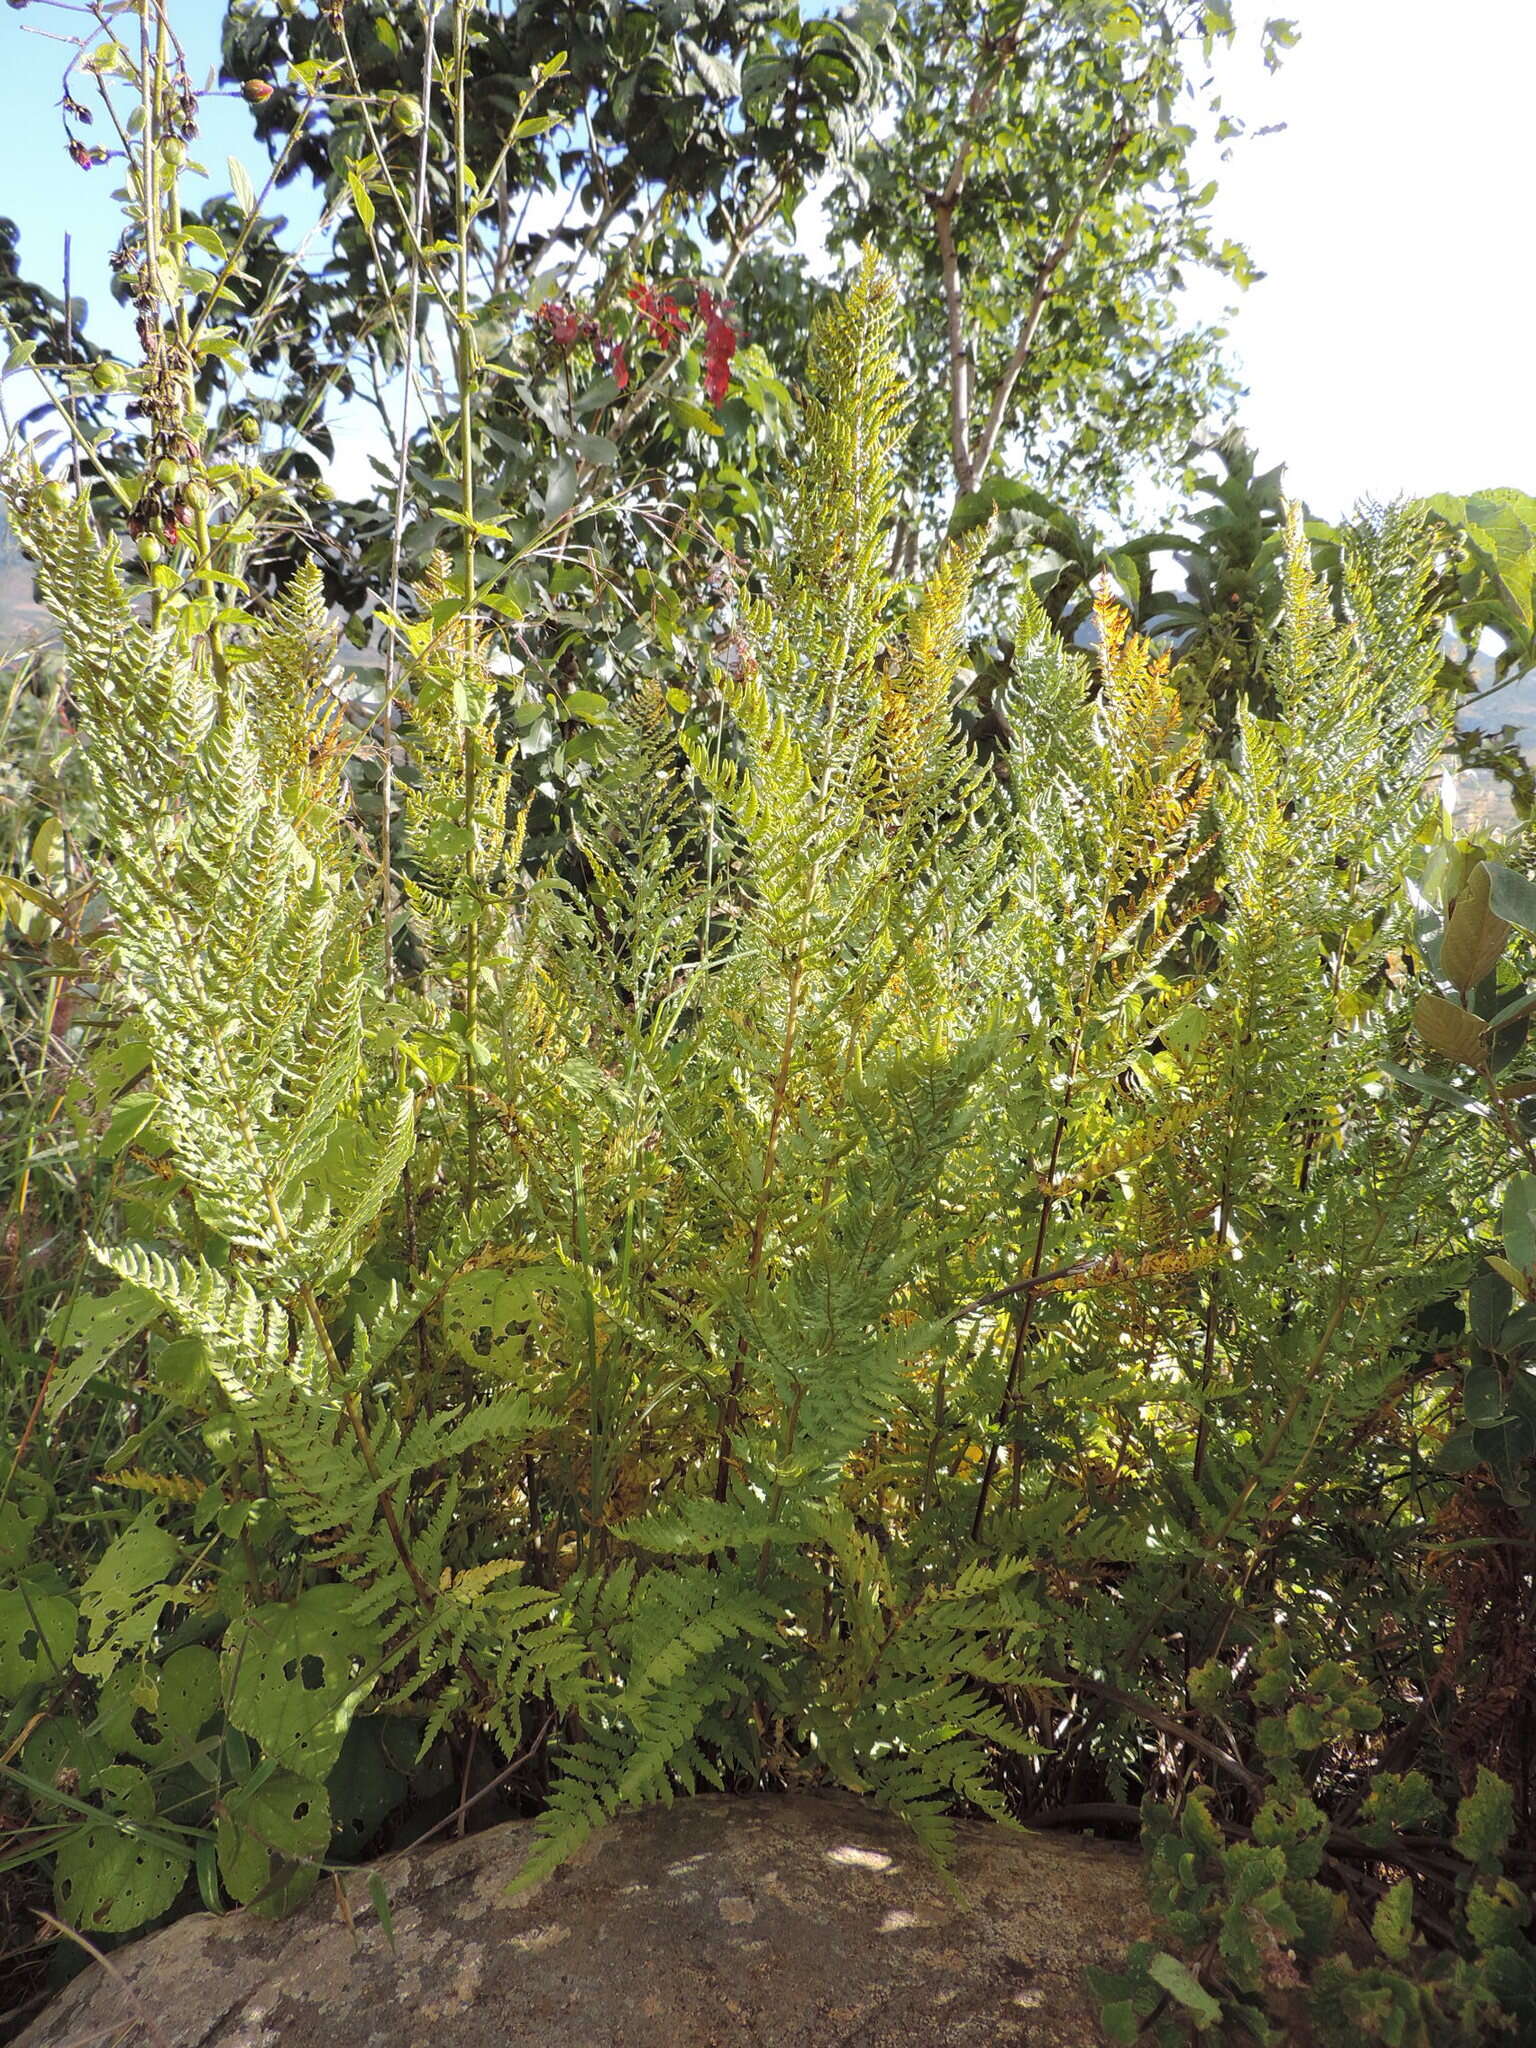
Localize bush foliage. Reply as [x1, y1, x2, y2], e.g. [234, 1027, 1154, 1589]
[4, 258, 1535, 2038]
[1, 7, 1535, 2044]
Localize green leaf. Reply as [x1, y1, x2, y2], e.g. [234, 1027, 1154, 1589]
[75, 1512, 180, 1683]
[1101, 3, 1144, 43]
[563, 689, 610, 721]
[53, 1765, 189, 1934]
[344, 159, 376, 235]
[441, 1266, 541, 1370]
[196, 1834, 223, 1913]
[328, 1718, 406, 1859]
[1472, 1266, 1513, 1348]
[1504, 1174, 1536, 1277]
[156, 1643, 223, 1739]
[0, 1585, 77, 1695]
[678, 36, 741, 99]
[1443, 864, 1509, 992]
[100, 1092, 162, 1162]
[1484, 1254, 1532, 1301]
[668, 397, 723, 437]
[228, 155, 256, 216]
[369, 1870, 397, 1950]
[47, 1285, 158, 1418]
[180, 222, 229, 265]
[1413, 992, 1487, 1067]
[1454, 1767, 1515, 1873]
[1381, 1061, 1490, 1117]
[1487, 862, 1536, 936]
[217, 1769, 330, 1915]
[1464, 1363, 1507, 1429]
[223, 1583, 375, 1778]
[1146, 1950, 1222, 2027]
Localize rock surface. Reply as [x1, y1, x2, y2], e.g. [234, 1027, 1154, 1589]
[18, 1793, 1147, 2048]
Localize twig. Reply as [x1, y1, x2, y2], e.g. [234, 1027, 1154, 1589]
[32, 1911, 172, 2048]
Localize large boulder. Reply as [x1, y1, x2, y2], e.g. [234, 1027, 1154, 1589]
[17, 1793, 1147, 2047]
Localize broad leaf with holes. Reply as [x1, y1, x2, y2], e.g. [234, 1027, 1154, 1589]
[0, 1585, 76, 1697]
[75, 1513, 180, 1684]
[53, 1765, 190, 1933]
[223, 1584, 375, 1778]
[216, 1769, 331, 1915]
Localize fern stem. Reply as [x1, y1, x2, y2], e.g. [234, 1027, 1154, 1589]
[1190, 1148, 1235, 1488]
[971, 1082, 1074, 1539]
[453, 0, 483, 1213]
[1208, 1113, 1434, 1551]
[298, 1283, 440, 1614]
[186, 949, 441, 1622]
[714, 945, 807, 1502]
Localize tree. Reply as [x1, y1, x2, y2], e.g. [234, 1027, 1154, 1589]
[0, 1, 1296, 866]
[3, 5, 1293, 591]
[823, 1, 1298, 524]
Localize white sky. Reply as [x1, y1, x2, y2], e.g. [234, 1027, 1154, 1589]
[1191, 0, 1536, 520]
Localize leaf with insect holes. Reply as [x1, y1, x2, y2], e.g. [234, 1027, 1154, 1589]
[217, 1769, 331, 1915]
[1372, 1877, 1415, 1963]
[46, 1284, 159, 1419]
[53, 1765, 190, 1933]
[0, 1585, 77, 1695]
[75, 1512, 180, 1683]
[1454, 1767, 1515, 1873]
[223, 1583, 375, 1778]
[441, 1266, 543, 1372]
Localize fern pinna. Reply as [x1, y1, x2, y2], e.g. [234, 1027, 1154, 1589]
[0, 258, 1500, 1955]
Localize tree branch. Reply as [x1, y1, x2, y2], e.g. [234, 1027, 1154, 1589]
[928, 187, 975, 494]
[924, 26, 1022, 496]
[964, 125, 1132, 489]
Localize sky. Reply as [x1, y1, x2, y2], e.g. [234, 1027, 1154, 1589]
[1189, 0, 1536, 519]
[2, 0, 1535, 519]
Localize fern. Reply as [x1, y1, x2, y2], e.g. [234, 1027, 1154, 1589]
[0, 256, 1498, 1981]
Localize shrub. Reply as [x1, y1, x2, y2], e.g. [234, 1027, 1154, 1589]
[2, 259, 1532, 2039]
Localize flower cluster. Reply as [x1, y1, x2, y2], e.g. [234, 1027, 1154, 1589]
[696, 288, 738, 407]
[532, 280, 740, 411]
[627, 279, 739, 406]
[533, 298, 630, 392]
[627, 280, 688, 349]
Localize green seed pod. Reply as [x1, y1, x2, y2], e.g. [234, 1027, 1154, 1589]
[237, 415, 261, 445]
[90, 360, 128, 394]
[154, 457, 180, 487]
[389, 94, 424, 136]
[183, 476, 210, 511]
[136, 533, 163, 565]
[159, 136, 186, 168]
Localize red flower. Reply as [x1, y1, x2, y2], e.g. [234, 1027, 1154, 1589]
[696, 289, 737, 408]
[627, 280, 686, 349]
[536, 299, 584, 349]
[610, 341, 630, 392]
